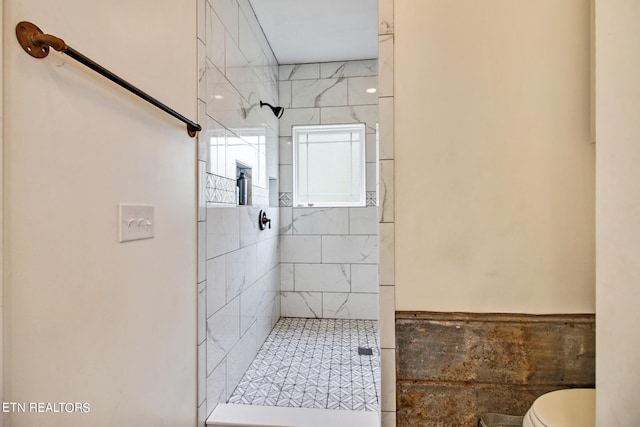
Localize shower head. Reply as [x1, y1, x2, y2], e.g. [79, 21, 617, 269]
[260, 101, 284, 119]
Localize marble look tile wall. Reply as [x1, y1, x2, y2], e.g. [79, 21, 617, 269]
[278, 60, 380, 321]
[377, 0, 396, 424]
[197, 0, 280, 424]
[280, 206, 379, 320]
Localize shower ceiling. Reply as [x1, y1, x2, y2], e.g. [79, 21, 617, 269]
[248, 0, 378, 64]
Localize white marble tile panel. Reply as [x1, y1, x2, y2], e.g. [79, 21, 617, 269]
[207, 296, 240, 372]
[279, 81, 292, 109]
[379, 223, 395, 285]
[320, 105, 378, 134]
[366, 133, 377, 163]
[379, 0, 394, 35]
[257, 237, 279, 277]
[199, 41, 207, 103]
[198, 403, 207, 427]
[206, 358, 227, 417]
[198, 341, 206, 405]
[380, 285, 395, 349]
[378, 96, 394, 160]
[199, 281, 207, 345]
[281, 292, 322, 318]
[211, 0, 239, 43]
[351, 264, 379, 293]
[279, 165, 293, 192]
[381, 349, 396, 411]
[378, 35, 394, 98]
[227, 323, 258, 394]
[322, 235, 378, 264]
[198, 221, 207, 284]
[226, 244, 257, 300]
[240, 278, 266, 334]
[206, 65, 243, 133]
[206, 207, 240, 259]
[198, 166, 207, 226]
[257, 296, 280, 346]
[295, 264, 351, 292]
[292, 208, 349, 235]
[239, 206, 261, 247]
[238, 12, 262, 69]
[205, 118, 227, 176]
[198, 117, 210, 164]
[266, 127, 279, 154]
[225, 35, 251, 101]
[348, 76, 378, 106]
[349, 207, 378, 235]
[281, 263, 294, 291]
[280, 235, 322, 263]
[279, 207, 293, 234]
[291, 78, 348, 108]
[206, 3, 226, 73]
[366, 162, 378, 192]
[320, 60, 377, 78]
[279, 107, 320, 137]
[322, 293, 378, 320]
[379, 160, 394, 223]
[279, 136, 293, 165]
[279, 63, 320, 80]
[199, 161, 207, 223]
[207, 255, 226, 317]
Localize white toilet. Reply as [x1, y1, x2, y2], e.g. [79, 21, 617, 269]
[523, 388, 595, 427]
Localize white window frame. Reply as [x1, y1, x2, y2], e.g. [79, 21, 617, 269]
[292, 123, 367, 207]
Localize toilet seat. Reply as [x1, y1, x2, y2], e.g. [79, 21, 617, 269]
[523, 388, 595, 427]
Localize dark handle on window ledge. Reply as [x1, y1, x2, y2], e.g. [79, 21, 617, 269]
[258, 210, 271, 230]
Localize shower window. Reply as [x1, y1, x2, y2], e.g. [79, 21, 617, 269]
[293, 124, 366, 207]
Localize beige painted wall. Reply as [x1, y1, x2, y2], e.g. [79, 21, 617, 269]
[595, 1, 640, 424]
[3, 1, 197, 426]
[394, 0, 595, 313]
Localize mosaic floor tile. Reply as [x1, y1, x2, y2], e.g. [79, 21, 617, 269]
[228, 318, 380, 412]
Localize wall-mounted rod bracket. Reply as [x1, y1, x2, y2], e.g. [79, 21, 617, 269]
[15, 21, 202, 137]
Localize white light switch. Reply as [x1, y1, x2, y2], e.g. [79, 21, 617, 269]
[119, 204, 154, 242]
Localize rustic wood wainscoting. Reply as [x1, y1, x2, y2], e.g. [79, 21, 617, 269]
[396, 312, 595, 426]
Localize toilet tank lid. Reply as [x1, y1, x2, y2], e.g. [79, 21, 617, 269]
[530, 388, 595, 427]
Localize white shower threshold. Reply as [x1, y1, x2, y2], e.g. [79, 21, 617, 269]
[206, 403, 379, 427]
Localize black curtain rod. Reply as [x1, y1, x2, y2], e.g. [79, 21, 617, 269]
[16, 21, 202, 138]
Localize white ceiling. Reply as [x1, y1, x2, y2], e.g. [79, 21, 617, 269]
[248, 0, 378, 65]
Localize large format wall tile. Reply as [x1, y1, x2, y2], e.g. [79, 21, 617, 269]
[225, 245, 258, 300]
[351, 264, 379, 293]
[323, 293, 378, 320]
[207, 207, 240, 258]
[322, 235, 379, 264]
[295, 264, 351, 292]
[278, 60, 380, 321]
[279, 63, 321, 81]
[292, 207, 349, 235]
[320, 60, 377, 78]
[280, 235, 322, 263]
[281, 291, 322, 318]
[291, 78, 348, 108]
[199, 0, 281, 419]
[206, 297, 240, 372]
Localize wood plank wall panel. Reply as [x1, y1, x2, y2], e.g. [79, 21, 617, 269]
[396, 312, 595, 426]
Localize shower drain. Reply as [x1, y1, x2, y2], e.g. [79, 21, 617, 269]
[357, 346, 373, 356]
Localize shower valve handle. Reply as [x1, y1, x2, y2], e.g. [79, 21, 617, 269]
[259, 210, 271, 230]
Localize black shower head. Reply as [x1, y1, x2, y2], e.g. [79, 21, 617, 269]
[260, 101, 284, 119]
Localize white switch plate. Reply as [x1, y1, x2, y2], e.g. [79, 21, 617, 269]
[119, 204, 154, 242]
